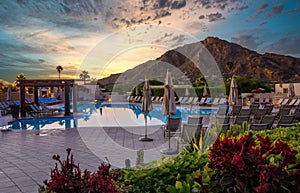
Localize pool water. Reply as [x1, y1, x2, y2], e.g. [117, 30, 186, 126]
[8, 102, 217, 130]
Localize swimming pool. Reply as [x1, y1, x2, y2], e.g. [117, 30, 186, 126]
[8, 102, 217, 130]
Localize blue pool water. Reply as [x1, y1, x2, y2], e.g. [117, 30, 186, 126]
[8, 102, 217, 130]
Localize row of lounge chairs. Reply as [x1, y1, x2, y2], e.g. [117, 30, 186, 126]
[214, 103, 300, 132]
[127, 95, 227, 106]
[26, 103, 60, 117]
[163, 106, 300, 152]
[245, 97, 300, 107]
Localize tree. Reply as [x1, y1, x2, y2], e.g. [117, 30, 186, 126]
[79, 70, 90, 84]
[13, 73, 26, 87]
[56, 65, 63, 80]
[193, 75, 207, 87]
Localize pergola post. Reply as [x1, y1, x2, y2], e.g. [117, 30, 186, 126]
[72, 84, 77, 113]
[20, 85, 26, 117]
[34, 86, 39, 105]
[64, 83, 71, 116]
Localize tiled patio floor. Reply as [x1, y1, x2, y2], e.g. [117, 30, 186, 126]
[0, 125, 172, 193]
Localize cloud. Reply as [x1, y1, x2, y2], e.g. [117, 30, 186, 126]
[257, 4, 268, 10]
[264, 37, 300, 56]
[236, 5, 249, 11]
[206, 12, 224, 22]
[271, 4, 284, 14]
[230, 34, 262, 51]
[198, 15, 205, 19]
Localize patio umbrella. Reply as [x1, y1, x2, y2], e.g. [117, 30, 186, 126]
[135, 86, 139, 96]
[139, 79, 153, 141]
[288, 83, 295, 98]
[185, 87, 190, 96]
[161, 70, 177, 154]
[7, 87, 12, 103]
[203, 84, 208, 97]
[228, 77, 238, 105]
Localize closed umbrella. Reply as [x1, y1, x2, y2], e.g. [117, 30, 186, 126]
[7, 87, 12, 103]
[139, 79, 153, 141]
[161, 70, 178, 154]
[288, 83, 295, 98]
[161, 70, 176, 116]
[135, 86, 139, 96]
[228, 77, 238, 105]
[203, 84, 208, 97]
[185, 87, 190, 96]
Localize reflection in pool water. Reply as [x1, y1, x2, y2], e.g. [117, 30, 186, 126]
[9, 102, 217, 130]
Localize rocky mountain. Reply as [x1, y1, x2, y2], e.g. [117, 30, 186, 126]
[99, 37, 300, 86]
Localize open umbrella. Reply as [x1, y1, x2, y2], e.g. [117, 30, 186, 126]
[228, 77, 238, 105]
[139, 79, 153, 141]
[160, 70, 178, 154]
[288, 83, 295, 98]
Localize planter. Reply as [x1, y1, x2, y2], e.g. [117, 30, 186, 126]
[10, 105, 19, 119]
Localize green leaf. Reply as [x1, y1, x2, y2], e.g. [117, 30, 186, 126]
[175, 181, 183, 190]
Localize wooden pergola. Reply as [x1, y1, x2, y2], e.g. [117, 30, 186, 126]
[19, 79, 77, 117]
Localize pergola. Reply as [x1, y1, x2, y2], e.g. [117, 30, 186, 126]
[19, 79, 77, 117]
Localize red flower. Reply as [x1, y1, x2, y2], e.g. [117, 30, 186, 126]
[231, 153, 245, 171]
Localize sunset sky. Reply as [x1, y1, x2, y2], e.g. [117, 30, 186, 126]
[0, 0, 299, 82]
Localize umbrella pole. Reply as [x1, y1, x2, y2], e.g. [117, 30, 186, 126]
[145, 117, 147, 138]
[168, 115, 171, 150]
[139, 113, 153, 141]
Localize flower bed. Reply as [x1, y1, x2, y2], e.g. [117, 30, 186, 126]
[39, 125, 300, 193]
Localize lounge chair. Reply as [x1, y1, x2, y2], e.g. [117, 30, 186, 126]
[252, 108, 267, 123]
[239, 109, 251, 117]
[211, 98, 220, 105]
[276, 115, 295, 128]
[162, 117, 182, 138]
[293, 99, 300, 107]
[181, 123, 203, 145]
[197, 97, 206, 105]
[287, 98, 297, 106]
[259, 115, 276, 130]
[233, 115, 249, 125]
[187, 115, 203, 125]
[204, 98, 212, 105]
[153, 97, 161, 103]
[292, 108, 300, 122]
[249, 124, 268, 131]
[249, 104, 259, 115]
[229, 105, 242, 117]
[218, 98, 227, 105]
[190, 97, 199, 105]
[220, 124, 230, 134]
[264, 104, 274, 115]
[275, 108, 291, 119]
[280, 98, 290, 106]
[215, 105, 229, 116]
[127, 95, 134, 102]
[182, 97, 194, 105]
[215, 115, 230, 125]
[274, 98, 284, 106]
[180, 97, 188, 104]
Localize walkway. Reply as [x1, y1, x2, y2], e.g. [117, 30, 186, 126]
[0, 125, 173, 193]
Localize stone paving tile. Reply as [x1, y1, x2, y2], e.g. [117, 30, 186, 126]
[0, 125, 172, 192]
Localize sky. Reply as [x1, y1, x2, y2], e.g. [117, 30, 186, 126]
[0, 0, 299, 82]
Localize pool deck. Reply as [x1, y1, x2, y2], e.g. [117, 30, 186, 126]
[0, 124, 180, 193]
[0, 103, 215, 193]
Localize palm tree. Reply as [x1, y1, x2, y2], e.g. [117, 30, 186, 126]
[14, 73, 26, 87]
[56, 65, 63, 80]
[79, 70, 90, 84]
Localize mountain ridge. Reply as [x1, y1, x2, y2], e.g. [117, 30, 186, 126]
[99, 36, 300, 86]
